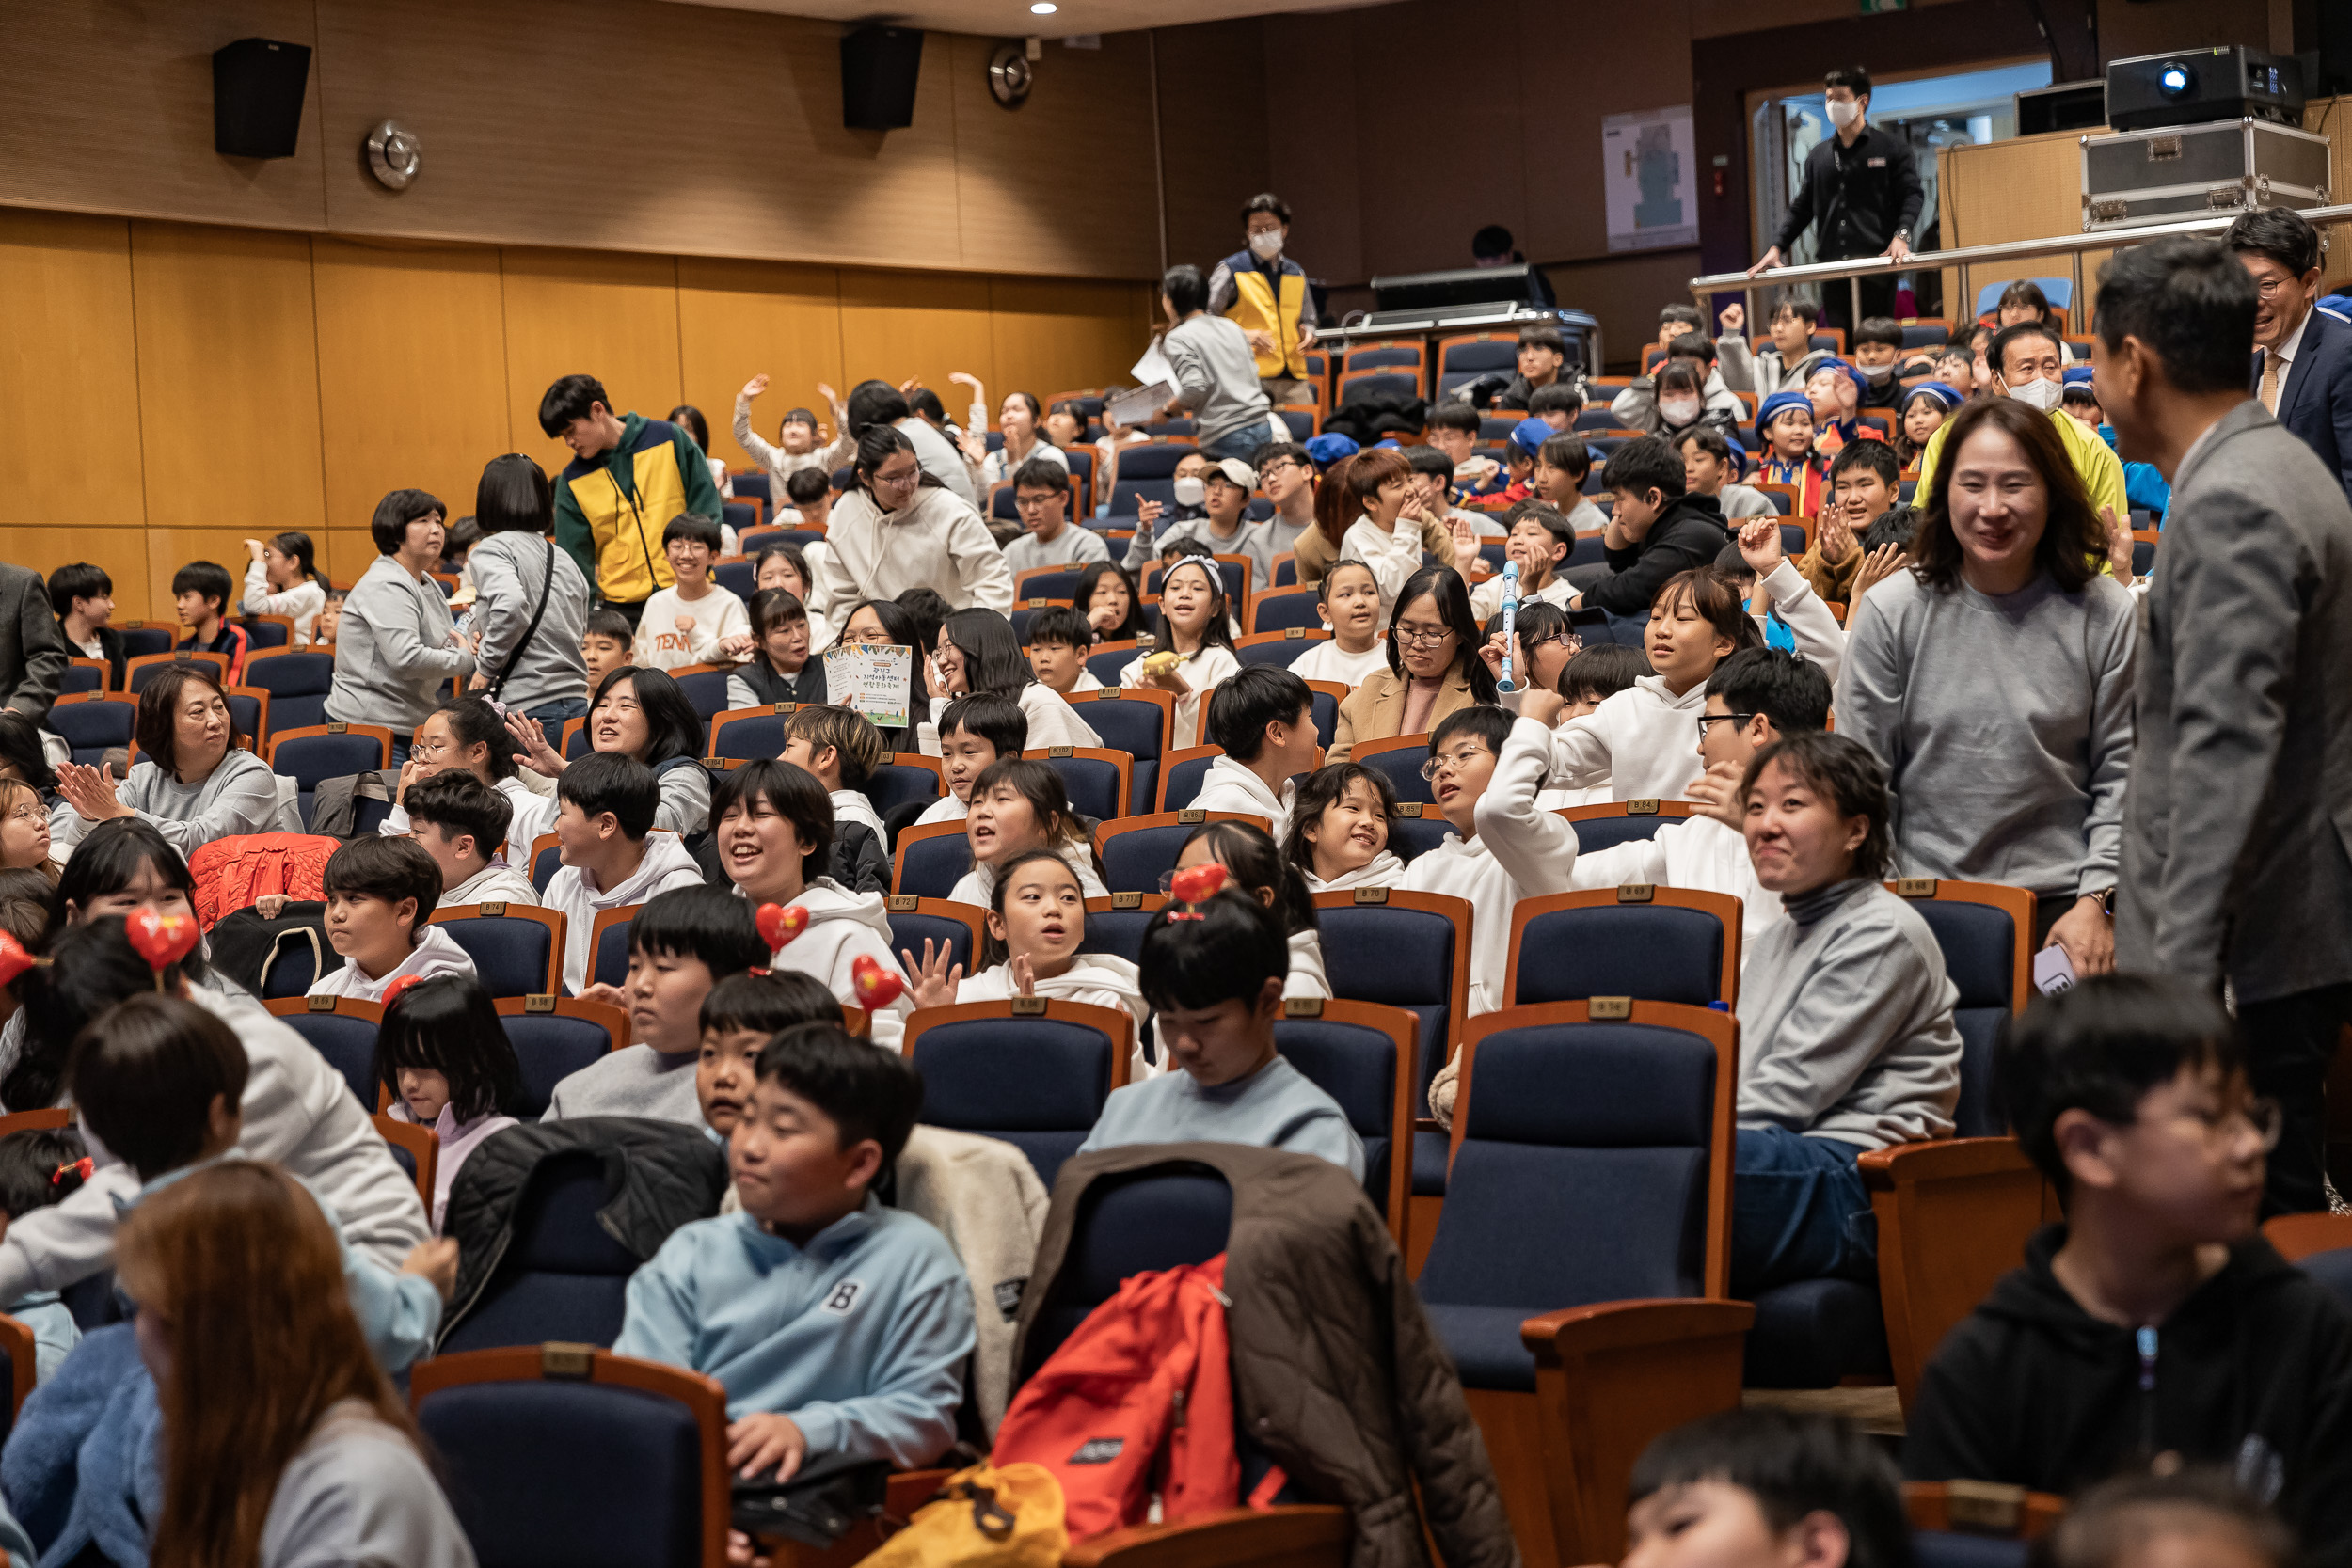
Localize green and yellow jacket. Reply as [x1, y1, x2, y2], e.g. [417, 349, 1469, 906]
[552, 413, 724, 607]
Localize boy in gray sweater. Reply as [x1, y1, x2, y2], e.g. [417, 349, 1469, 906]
[1724, 730, 1961, 1296]
[1159, 264, 1279, 462]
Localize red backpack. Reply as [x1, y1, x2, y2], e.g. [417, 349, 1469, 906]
[189, 833, 340, 930]
[990, 1254, 1255, 1540]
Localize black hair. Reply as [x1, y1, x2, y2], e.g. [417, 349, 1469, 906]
[1536, 433, 1591, 481]
[1316, 558, 1377, 606]
[1516, 325, 1567, 357]
[754, 543, 814, 594]
[1770, 297, 1821, 327]
[169, 561, 232, 616]
[440, 515, 481, 564]
[1559, 641, 1648, 705]
[373, 975, 523, 1122]
[746, 590, 810, 676]
[404, 771, 515, 866]
[592, 665, 706, 766]
[700, 969, 839, 1038]
[66, 991, 248, 1182]
[1675, 423, 1738, 473]
[1205, 666, 1311, 763]
[1406, 445, 1454, 483]
[1706, 647, 1832, 734]
[1386, 566, 1498, 702]
[0, 1126, 88, 1220]
[666, 404, 710, 451]
[266, 532, 321, 587]
[1861, 504, 1921, 555]
[660, 512, 723, 552]
[629, 884, 770, 977]
[1528, 383, 1584, 417]
[1241, 192, 1292, 226]
[1913, 397, 2099, 595]
[1602, 435, 1686, 499]
[1629, 1409, 1910, 1568]
[1660, 303, 1704, 333]
[1162, 263, 1210, 318]
[1655, 361, 1705, 401]
[584, 608, 633, 645]
[1998, 974, 2239, 1201]
[1013, 458, 1070, 496]
[2223, 206, 2321, 281]
[1828, 438, 1899, 488]
[430, 695, 520, 783]
[1739, 731, 1891, 882]
[557, 751, 660, 841]
[1471, 224, 1517, 261]
[476, 453, 554, 535]
[941, 610, 1033, 701]
[0, 711, 57, 793]
[1138, 885, 1288, 1014]
[2033, 1468, 2296, 1568]
[850, 424, 934, 506]
[845, 380, 912, 439]
[1665, 331, 1717, 366]
[2093, 236, 2259, 397]
[1182, 819, 1315, 938]
[785, 467, 833, 506]
[1072, 562, 1143, 642]
[969, 757, 1090, 863]
[1508, 599, 1571, 657]
[757, 1021, 924, 1163]
[1430, 703, 1514, 762]
[896, 587, 954, 657]
[323, 835, 442, 933]
[832, 596, 921, 655]
[937, 693, 1028, 760]
[55, 818, 196, 924]
[1025, 605, 1093, 651]
[1995, 279, 2053, 325]
[979, 847, 1088, 968]
[1282, 762, 1396, 877]
[1427, 404, 1481, 436]
[368, 488, 446, 555]
[1158, 556, 1238, 656]
[48, 563, 112, 621]
[133, 665, 245, 777]
[1989, 320, 2064, 381]
[709, 759, 834, 884]
[16, 918, 201, 1111]
[1823, 65, 1872, 98]
[907, 388, 948, 427]
[1852, 316, 1905, 351]
[537, 374, 611, 437]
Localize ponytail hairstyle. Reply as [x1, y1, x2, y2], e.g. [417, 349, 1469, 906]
[1180, 818, 1316, 937]
[268, 531, 320, 585]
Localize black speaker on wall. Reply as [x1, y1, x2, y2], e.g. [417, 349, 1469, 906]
[841, 25, 923, 131]
[213, 37, 312, 159]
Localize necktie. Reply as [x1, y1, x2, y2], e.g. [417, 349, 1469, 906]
[2261, 350, 2282, 414]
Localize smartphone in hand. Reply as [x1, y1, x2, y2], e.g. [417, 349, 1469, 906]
[2033, 945, 2078, 996]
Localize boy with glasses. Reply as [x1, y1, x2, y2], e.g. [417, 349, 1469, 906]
[1905, 974, 2352, 1552]
[999, 460, 1109, 577]
[1256, 442, 1321, 563]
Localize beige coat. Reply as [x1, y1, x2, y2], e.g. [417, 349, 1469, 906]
[1326, 666, 1481, 764]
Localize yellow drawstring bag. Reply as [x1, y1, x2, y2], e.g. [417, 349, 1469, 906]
[855, 1463, 1068, 1568]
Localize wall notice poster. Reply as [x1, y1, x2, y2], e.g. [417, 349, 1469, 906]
[1602, 106, 1698, 252]
[824, 645, 915, 730]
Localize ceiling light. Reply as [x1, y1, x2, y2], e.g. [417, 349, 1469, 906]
[1030, 3, 1057, 12]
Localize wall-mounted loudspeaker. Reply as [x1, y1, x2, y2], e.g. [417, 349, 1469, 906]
[213, 37, 312, 160]
[841, 26, 923, 131]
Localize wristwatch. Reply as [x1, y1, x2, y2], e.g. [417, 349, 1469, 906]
[2090, 887, 2116, 918]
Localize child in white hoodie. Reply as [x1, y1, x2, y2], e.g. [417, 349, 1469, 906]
[914, 695, 1026, 828]
[932, 608, 1100, 754]
[708, 759, 915, 1050]
[307, 837, 478, 1004]
[1397, 703, 1583, 1021]
[542, 753, 707, 994]
[1282, 763, 1405, 895]
[1539, 566, 1746, 803]
[1189, 666, 1319, 841]
[781, 703, 891, 849]
[947, 759, 1109, 908]
[904, 849, 1152, 1079]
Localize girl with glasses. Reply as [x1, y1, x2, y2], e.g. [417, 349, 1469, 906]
[815, 424, 1014, 614]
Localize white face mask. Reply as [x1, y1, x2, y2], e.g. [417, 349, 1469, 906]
[1660, 399, 1703, 426]
[2006, 375, 2063, 413]
[1248, 230, 1284, 261]
[1172, 476, 1207, 507]
[1858, 360, 1896, 383]
[1826, 97, 1861, 129]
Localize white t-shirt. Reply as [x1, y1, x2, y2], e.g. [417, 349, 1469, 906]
[633, 583, 749, 671]
[1286, 640, 1390, 689]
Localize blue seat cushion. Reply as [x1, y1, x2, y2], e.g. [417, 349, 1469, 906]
[1424, 1302, 1536, 1392]
[1741, 1276, 1890, 1387]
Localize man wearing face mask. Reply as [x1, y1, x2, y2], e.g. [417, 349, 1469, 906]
[1746, 66, 1923, 339]
[1912, 322, 2125, 524]
[1209, 193, 1318, 406]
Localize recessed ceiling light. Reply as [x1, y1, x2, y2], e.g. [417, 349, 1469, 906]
[1030, 3, 1057, 12]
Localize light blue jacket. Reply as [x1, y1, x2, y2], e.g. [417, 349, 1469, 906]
[1079, 1055, 1364, 1181]
[614, 1198, 972, 1467]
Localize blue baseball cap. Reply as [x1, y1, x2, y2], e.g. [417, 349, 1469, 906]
[1304, 434, 1359, 468]
[1510, 417, 1552, 459]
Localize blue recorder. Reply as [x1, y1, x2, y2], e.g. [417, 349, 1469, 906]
[1495, 561, 1520, 694]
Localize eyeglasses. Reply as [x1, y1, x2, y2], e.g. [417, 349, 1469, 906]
[1014, 494, 1059, 511]
[1393, 623, 1455, 648]
[410, 738, 453, 761]
[2251, 275, 2296, 300]
[2142, 1097, 2283, 1151]
[1696, 712, 1756, 737]
[1420, 745, 1489, 782]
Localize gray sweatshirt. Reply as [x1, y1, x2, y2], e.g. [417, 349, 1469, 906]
[469, 531, 591, 714]
[1737, 879, 1962, 1149]
[542, 1043, 703, 1126]
[260, 1402, 477, 1568]
[1079, 1056, 1363, 1180]
[1836, 569, 2137, 900]
[327, 556, 474, 736]
[51, 746, 290, 862]
[1003, 523, 1110, 577]
[1163, 313, 1274, 446]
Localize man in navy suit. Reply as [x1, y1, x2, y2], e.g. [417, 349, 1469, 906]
[2227, 207, 2352, 503]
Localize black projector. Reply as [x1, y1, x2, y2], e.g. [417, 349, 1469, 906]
[2106, 46, 2305, 132]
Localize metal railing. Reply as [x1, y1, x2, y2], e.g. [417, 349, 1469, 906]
[1688, 201, 2352, 330]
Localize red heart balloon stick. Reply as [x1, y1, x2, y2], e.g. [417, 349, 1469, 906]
[756, 904, 811, 951]
[850, 954, 906, 1010]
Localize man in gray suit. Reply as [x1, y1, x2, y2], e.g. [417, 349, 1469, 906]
[0, 565, 68, 730]
[2103, 236, 2352, 1214]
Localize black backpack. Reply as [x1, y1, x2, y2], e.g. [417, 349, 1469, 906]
[209, 901, 345, 999]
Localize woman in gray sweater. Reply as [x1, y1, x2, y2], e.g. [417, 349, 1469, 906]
[465, 455, 590, 748]
[50, 665, 291, 862]
[326, 488, 475, 761]
[1836, 396, 2136, 977]
[1731, 730, 1961, 1296]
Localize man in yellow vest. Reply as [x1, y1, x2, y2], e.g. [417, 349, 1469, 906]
[1209, 194, 1317, 407]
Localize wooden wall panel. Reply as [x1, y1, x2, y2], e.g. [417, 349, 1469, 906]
[144, 529, 276, 626]
[988, 277, 1153, 404]
[129, 224, 326, 537]
[501, 250, 685, 480]
[0, 209, 143, 529]
[0, 530, 151, 623]
[312, 239, 512, 532]
[838, 270, 998, 403]
[325, 530, 382, 589]
[1157, 22, 1269, 276]
[675, 259, 847, 470]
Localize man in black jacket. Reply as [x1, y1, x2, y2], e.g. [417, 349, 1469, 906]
[1746, 66, 1924, 338]
[1566, 436, 1730, 616]
[1905, 975, 2352, 1560]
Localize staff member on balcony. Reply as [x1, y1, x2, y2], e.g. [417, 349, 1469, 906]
[1210, 194, 1318, 408]
[1746, 66, 1923, 338]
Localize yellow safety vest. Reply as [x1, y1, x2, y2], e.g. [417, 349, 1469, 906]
[1227, 262, 1310, 381]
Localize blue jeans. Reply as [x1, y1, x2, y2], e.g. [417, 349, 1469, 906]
[526, 696, 589, 752]
[1729, 1126, 1875, 1297]
[1199, 418, 1284, 463]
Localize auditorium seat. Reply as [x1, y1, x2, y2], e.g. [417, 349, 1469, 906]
[1504, 888, 1742, 1009]
[903, 999, 1131, 1188]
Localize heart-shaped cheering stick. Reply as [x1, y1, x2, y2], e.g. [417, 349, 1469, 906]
[0, 931, 35, 990]
[850, 953, 906, 1010]
[755, 903, 811, 951]
[125, 909, 200, 990]
[1168, 861, 1229, 906]
[379, 974, 423, 1009]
